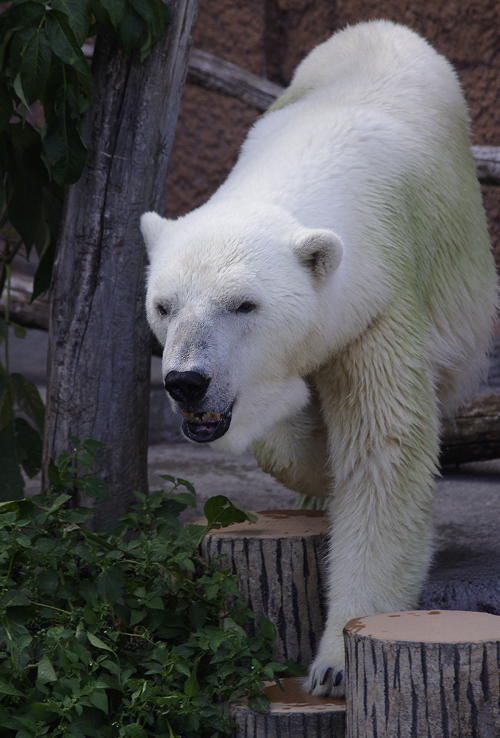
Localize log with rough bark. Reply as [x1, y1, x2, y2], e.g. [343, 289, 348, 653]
[440, 390, 500, 465]
[200, 510, 329, 667]
[344, 610, 500, 738]
[231, 677, 346, 738]
[42, 0, 199, 528]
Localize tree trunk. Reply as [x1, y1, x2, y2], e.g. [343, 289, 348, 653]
[201, 510, 329, 667]
[231, 677, 346, 738]
[42, 0, 199, 528]
[344, 610, 500, 738]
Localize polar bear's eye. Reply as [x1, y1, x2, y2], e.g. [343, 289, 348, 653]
[157, 303, 170, 317]
[236, 301, 256, 314]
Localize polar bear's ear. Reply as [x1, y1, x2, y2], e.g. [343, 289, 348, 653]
[140, 211, 176, 258]
[292, 228, 343, 283]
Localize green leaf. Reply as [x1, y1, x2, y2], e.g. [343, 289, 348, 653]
[45, 10, 90, 77]
[204, 495, 258, 528]
[11, 372, 45, 432]
[51, 0, 90, 46]
[146, 596, 164, 610]
[248, 693, 271, 714]
[184, 670, 199, 698]
[0, 683, 24, 697]
[119, 725, 147, 738]
[15, 417, 43, 478]
[92, 0, 125, 30]
[176, 477, 196, 495]
[259, 614, 277, 643]
[87, 632, 114, 652]
[172, 491, 196, 508]
[129, 0, 160, 31]
[42, 106, 88, 185]
[88, 688, 108, 713]
[0, 421, 24, 501]
[37, 654, 57, 684]
[6, 145, 45, 251]
[48, 493, 71, 511]
[47, 457, 62, 489]
[9, 26, 52, 105]
[97, 566, 125, 603]
[32, 234, 56, 298]
[0, 79, 13, 130]
[1, 2, 45, 34]
[117, 0, 146, 55]
[75, 474, 110, 500]
[38, 568, 59, 595]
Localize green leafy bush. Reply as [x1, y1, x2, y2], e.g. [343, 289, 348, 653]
[0, 440, 287, 737]
[0, 0, 171, 297]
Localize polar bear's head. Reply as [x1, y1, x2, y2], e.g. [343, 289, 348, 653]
[141, 205, 343, 454]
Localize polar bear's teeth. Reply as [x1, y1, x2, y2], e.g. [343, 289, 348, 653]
[181, 412, 221, 422]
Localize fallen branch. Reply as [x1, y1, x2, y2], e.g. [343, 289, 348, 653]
[440, 390, 500, 465]
[470, 146, 500, 186]
[186, 48, 283, 111]
[0, 273, 49, 331]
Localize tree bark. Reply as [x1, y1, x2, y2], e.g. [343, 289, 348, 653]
[231, 677, 346, 738]
[42, 0, 199, 527]
[344, 610, 500, 738]
[201, 510, 329, 667]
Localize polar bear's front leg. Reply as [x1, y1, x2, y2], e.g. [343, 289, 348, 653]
[252, 382, 333, 498]
[305, 322, 439, 697]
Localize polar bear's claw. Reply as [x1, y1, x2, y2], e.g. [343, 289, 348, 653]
[304, 662, 345, 697]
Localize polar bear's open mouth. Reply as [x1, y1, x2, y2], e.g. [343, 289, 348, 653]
[181, 405, 233, 443]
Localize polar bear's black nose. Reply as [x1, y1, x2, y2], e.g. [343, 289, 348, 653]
[164, 371, 210, 404]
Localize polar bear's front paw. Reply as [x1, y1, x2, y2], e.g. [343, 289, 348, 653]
[303, 658, 345, 697]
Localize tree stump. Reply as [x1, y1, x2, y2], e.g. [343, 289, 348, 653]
[200, 510, 329, 666]
[344, 610, 500, 738]
[231, 677, 345, 738]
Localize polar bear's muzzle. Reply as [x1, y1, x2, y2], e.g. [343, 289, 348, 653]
[163, 370, 233, 443]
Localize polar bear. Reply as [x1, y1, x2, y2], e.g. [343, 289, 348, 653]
[141, 20, 498, 696]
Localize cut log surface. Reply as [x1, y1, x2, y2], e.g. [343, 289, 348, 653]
[231, 677, 345, 738]
[344, 610, 500, 738]
[200, 510, 329, 666]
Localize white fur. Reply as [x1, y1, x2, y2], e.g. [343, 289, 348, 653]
[142, 20, 498, 696]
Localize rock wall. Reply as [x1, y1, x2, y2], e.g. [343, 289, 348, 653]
[165, 0, 500, 264]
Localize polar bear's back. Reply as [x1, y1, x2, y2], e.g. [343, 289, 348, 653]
[273, 21, 464, 125]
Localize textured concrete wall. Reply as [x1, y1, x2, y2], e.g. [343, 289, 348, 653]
[165, 0, 500, 263]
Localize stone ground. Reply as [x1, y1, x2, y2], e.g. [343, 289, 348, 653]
[9, 326, 500, 611]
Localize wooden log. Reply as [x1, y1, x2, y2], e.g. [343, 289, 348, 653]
[231, 677, 345, 738]
[201, 510, 329, 667]
[440, 390, 500, 465]
[344, 610, 500, 738]
[186, 48, 283, 111]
